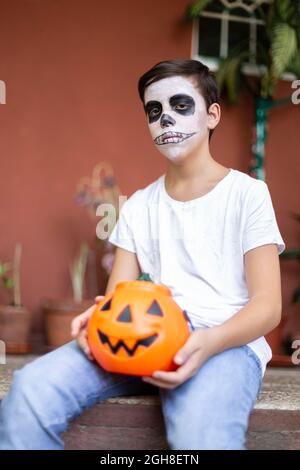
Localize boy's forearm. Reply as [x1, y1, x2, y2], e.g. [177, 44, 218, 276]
[104, 247, 141, 295]
[210, 295, 282, 355]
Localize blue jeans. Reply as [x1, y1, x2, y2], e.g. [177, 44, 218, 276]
[0, 340, 262, 450]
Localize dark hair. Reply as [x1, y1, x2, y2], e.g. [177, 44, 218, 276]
[138, 59, 220, 138]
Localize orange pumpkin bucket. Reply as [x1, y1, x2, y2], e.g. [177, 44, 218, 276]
[87, 280, 190, 376]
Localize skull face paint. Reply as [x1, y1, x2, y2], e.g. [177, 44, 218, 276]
[144, 76, 210, 161]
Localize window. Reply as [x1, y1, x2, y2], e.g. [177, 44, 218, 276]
[191, 0, 271, 76]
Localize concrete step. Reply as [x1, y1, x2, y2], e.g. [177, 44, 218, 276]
[1, 356, 299, 450]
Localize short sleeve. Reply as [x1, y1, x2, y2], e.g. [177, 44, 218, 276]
[242, 181, 286, 255]
[108, 199, 137, 253]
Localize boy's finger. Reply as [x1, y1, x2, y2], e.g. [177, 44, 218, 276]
[71, 305, 96, 336]
[171, 352, 200, 381]
[77, 332, 93, 359]
[70, 318, 81, 337]
[71, 314, 86, 336]
[174, 335, 198, 365]
[84, 347, 94, 361]
[94, 295, 105, 302]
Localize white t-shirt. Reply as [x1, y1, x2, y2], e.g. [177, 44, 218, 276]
[108, 168, 285, 375]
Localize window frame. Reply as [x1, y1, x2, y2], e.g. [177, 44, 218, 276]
[191, 12, 295, 81]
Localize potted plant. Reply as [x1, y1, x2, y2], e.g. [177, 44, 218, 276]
[42, 163, 121, 350]
[0, 244, 32, 353]
[74, 162, 122, 293]
[42, 242, 93, 348]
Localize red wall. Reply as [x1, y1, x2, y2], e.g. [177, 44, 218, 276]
[0, 0, 298, 338]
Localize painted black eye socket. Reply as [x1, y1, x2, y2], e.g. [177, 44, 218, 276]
[174, 103, 188, 110]
[169, 94, 195, 116]
[100, 299, 112, 311]
[146, 300, 163, 317]
[117, 305, 132, 323]
[149, 108, 160, 119]
[145, 101, 162, 123]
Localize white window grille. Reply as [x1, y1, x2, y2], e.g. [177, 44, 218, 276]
[191, 0, 294, 80]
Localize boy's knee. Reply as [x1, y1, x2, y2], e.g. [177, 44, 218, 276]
[168, 431, 245, 450]
[11, 341, 80, 396]
[11, 362, 44, 401]
[167, 420, 245, 450]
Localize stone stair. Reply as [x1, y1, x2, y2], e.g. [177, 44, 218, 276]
[1, 356, 299, 450]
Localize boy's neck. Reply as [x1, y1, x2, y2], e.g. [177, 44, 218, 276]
[165, 147, 227, 185]
[163, 139, 231, 202]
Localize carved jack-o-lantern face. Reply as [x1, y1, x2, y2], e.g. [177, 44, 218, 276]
[87, 280, 190, 376]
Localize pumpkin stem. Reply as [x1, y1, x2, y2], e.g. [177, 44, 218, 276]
[137, 272, 152, 282]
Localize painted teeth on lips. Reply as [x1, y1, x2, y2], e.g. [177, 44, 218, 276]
[155, 132, 187, 145]
[162, 132, 183, 142]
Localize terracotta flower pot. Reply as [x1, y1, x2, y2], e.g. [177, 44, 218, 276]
[42, 298, 94, 348]
[0, 305, 32, 354]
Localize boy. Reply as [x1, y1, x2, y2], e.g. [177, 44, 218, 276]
[0, 59, 285, 450]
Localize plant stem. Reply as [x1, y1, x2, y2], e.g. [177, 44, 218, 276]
[13, 243, 22, 307]
[70, 243, 89, 302]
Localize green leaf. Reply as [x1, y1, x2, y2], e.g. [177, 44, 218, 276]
[271, 22, 298, 78]
[217, 50, 249, 104]
[216, 59, 228, 92]
[3, 277, 14, 289]
[265, 3, 275, 39]
[216, 41, 248, 86]
[184, 0, 213, 21]
[225, 58, 243, 104]
[287, 50, 300, 78]
[275, 0, 294, 23]
[260, 70, 274, 99]
[0, 264, 5, 277]
[0, 262, 11, 277]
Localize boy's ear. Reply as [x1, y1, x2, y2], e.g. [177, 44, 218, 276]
[207, 103, 221, 130]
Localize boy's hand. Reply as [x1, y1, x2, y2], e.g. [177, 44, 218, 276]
[71, 295, 104, 360]
[142, 327, 222, 389]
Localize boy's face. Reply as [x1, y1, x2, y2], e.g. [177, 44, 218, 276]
[144, 75, 211, 161]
